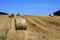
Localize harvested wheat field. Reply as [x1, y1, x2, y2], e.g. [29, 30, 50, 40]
[0, 15, 60, 40]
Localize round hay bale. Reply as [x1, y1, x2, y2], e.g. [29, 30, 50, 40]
[15, 18, 27, 30]
[8, 14, 14, 18]
[16, 13, 20, 16]
[50, 14, 54, 17]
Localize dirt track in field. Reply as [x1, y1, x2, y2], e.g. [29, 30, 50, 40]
[0, 15, 60, 40]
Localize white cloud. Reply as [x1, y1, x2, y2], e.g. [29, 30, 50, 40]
[29, 4, 60, 8]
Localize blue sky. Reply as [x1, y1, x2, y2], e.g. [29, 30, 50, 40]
[0, 0, 60, 16]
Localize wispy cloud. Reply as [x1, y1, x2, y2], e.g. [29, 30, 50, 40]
[29, 4, 60, 8]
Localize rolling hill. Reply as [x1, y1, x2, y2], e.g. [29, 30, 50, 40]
[0, 15, 60, 40]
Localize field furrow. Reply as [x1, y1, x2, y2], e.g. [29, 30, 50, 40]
[0, 15, 60, 40]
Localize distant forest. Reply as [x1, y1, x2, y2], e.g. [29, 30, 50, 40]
[53, 10, 60, 16]
[0, 12, 8, 15]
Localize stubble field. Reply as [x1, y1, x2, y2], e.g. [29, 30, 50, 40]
[0, 15, 60, 40]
